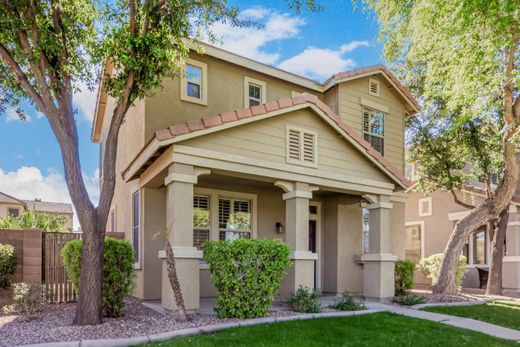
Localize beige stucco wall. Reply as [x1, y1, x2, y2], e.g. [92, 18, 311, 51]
[180, 108, 393, 184]
[0, 202, 25, 218]
[337, 75, 406, 172]
[144, 51, 322, 139]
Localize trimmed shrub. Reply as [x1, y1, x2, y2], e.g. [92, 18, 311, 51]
[394, 259, 416, 296]
[3, 282, 48, 319]
[419, 253, 467, 292]
[330, 292, 365, 311]
[393, 295, 427, 306]
[203, 238, 291, 319]
[0, 243, 17, 288]
[288, 286, 322, 313]
[62, 237, 135, 318]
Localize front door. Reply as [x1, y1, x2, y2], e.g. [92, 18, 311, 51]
[309, 220, 317, 289]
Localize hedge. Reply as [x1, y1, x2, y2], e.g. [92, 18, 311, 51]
[62, 237, 135, 317]
[394, 259, 416, 296]
[0, 243, 17, 288]
[419, 253, 467, 292]
[203, 238, 291, 319]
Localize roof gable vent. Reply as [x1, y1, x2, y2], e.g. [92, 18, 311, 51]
[369, 78, 380, 96]
[286, 126, 317, 168]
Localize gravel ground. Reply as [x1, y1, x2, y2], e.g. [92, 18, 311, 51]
[0, 297, 300, 347]
[408, 289, 491, 303]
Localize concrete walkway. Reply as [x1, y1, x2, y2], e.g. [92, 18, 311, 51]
[366, 302, 520, 342]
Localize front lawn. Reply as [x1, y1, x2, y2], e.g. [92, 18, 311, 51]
[423, 300, 520, 331]
[143, 312, 517, 346]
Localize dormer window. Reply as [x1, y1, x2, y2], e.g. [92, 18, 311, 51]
[181, 59, 207, 105]
[363, 108, 385, 155]
[286, 125, 317, 167]
[369, 78, 380, 96]
[244, 76, 266, 107]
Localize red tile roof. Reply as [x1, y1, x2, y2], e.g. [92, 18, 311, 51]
[127, 93, 409, 188]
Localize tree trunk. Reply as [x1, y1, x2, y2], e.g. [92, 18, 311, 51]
[486, 208, 509, 296]
[165, 240, 188, 322]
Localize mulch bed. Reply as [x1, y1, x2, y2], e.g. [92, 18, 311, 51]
[0, 297, 298, 347]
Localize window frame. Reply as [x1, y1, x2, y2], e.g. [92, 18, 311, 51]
[362, 107, 385, 156]
[418, 197, 432, 217]
[244, 76, 266, 107]
[180, 58, 208, 105]
[193, 194, 211, 249]
[132, 190, 141, 267]
[286, 125, 318, 168]
[8, 207, 20, 217]
[404, 221, 425, 264]
[463, 226, 489, 267]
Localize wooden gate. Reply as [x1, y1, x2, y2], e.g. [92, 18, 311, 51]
[42, 232, 81, 303]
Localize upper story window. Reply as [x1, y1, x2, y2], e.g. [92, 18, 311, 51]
[363, 108, 385, 155]
[8, 208, 19, 217]
[244, 76, 266, 107]
[369, 78, 380, 96]
[181, 59, 207, 105]
[286, 125, 317, 168]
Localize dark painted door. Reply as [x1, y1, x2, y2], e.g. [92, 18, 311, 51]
[309, 220, 317, 289]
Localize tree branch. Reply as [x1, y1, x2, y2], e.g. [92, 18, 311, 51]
[450, 189, 475, 209]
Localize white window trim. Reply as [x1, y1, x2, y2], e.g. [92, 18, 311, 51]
[368, 78, 380, 96]
[194, 187, 257, 241]
[286, 125, 318, 168]
[244, 76, 266, 107]
[180, 58, 208, 105]
[418, 197, 432, 217]
[362, 107, 385, 156]
[405, 221, 425, 261]
[132, 190, 141, 269]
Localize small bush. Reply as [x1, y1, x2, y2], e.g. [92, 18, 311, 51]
[288, 286, 322, 313]
[394, 259, 416, 296]
[62, 237, 135, 318]
[0, 243, 17, 288]
[203, 238, 291, 319]
[330, 292, 365, 311]
[393, 295, 427, 306]
[3, 282, 48, 319]
[419, 254, 467, 292]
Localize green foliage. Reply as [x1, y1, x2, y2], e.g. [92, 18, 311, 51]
[394, 259, 416, 296]
[0, 210, 67, 232]
[330, 292, 365, 311]
[288, 286, 322, 313]
[203, 238, 291, 319]
[3, 282, 48, 319]
[419, 254, 467, 292]
[393, 295, 427, 306]
[62, 237, 135, 318]
[0, 243, 17, 288]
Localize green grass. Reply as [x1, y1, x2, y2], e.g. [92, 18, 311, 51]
[423, 300, 520, 331]
[142, 312, 517, 347]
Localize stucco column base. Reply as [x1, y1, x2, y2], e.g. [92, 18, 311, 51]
[279, 251, 317, 298]
[159, 247, 202, 311]
[361, 253, 397, 300]
[502, 256, 520, 293]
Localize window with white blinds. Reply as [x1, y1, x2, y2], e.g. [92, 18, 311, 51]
[363, 108, 385, 155]
[286, 126, 317, 167]
[193, 195, 210, 249]
[219, 198, 252, 241]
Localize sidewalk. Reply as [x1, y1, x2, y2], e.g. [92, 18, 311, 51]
[365, 302, 520, 342]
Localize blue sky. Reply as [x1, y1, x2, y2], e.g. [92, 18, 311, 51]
[0, 0, 383, 227]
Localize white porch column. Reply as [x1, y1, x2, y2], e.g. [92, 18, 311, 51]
[160, 163, 209, 311]
[276, 181, 318, 296]
[503, 208, 520, 295]
[361, 195, 397, 300]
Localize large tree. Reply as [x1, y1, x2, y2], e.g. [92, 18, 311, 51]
[0, 0, 318, 325]
[364, 0, 520, 294]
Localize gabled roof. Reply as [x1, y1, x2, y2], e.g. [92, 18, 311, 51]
[123, 93, 410, 189]
[23, 200, 73, 214]
[91, 42, 420, 142]
[0, 191, 26, 206]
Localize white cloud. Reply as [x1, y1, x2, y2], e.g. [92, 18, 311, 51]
[5, 108, 31, 123]
[209, 7, 306, 64]
[340, 41, 370, 54]
[0, 166, 100, 229]
[278, 46, 360, 81]
[74, 82, 97, 122]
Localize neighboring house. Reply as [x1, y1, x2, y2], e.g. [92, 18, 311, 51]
[0, 191, 74, 231]
[91, 41, 419, 310]
[405, 179, 520, 296]
[23, 200, 74, 231]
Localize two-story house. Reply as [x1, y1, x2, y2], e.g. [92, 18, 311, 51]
[91, 42, 418, 311]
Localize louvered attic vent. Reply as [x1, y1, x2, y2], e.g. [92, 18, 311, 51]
[286, 126, 317, 167]
[369, 78, 380, 96]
